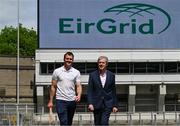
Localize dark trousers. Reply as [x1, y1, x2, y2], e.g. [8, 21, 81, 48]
[56, 99, 76, 126]
[93, 107, 112, 126]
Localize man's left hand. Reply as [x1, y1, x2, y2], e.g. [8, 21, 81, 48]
[112, 107, 118, 113]
[75, 95, 81, 102]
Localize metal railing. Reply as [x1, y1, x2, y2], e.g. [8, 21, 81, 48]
[1, 111, 180, 125]
[76, 103, 128, 112]
[32, 112, 180, 125]
[1, 103, 180, 113]
[0, 103, 34, 114]
[1, 103, 180, 125]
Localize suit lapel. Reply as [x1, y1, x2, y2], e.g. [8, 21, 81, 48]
[104, 71, 109, 89]
[95, 70, 103, 88]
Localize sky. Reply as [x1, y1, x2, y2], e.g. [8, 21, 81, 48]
[0, 0, 37, 31]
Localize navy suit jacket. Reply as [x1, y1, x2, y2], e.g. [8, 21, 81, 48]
[87, 70, 118, 109]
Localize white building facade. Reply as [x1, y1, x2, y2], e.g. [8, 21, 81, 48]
[35, 49, 180, 112]
[36, 0, 180, 112]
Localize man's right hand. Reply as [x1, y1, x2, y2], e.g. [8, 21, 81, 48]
[88, 104, 94, 112]
[48, 100, 53, 108]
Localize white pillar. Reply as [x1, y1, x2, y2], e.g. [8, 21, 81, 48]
[128, 85, 136, 112]
[158, 85, 166, 112]
[36, 86, 44, 113]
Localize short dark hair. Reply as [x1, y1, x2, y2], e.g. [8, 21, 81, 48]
[64, 52, 74, 60]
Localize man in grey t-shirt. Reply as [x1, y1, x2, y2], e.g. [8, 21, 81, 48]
[48, 52, 82, 125]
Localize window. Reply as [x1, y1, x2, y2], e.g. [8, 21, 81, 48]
[40, 63, 54, 74]
[178, 62, 180, 72]
[164, 62, 177, 73]
[108, 62, 116, 73]
[55, 63, 63, 68]
[39, 61, 180, 75]
[86, 62, 97, 73]
[147, 62, 160, 73]
[73, 62, 86, 73]
[134, 62, 146, 73]
[40, 63, 47, 74]
[47, 63, 54, 74]
[117, 63, 129, 73]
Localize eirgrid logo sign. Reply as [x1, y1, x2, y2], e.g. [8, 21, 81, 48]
[59, 3, 171, 35]
[104, 3, 171, 34]
[39, 0, 180, 49]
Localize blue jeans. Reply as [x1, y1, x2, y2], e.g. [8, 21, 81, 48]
[56, 99, 76, 125]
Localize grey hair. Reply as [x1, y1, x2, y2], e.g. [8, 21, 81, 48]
[97, 56, 109, 64]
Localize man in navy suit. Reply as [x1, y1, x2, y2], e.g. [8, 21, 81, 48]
[87, 56, 118, 126]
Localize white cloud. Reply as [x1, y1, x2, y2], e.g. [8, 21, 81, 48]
[0, 0, 37, 30]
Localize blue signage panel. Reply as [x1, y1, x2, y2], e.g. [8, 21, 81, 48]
[39, 0, 180, 49]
